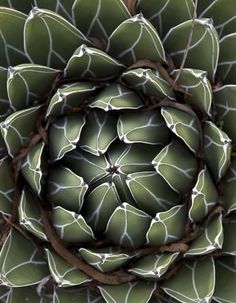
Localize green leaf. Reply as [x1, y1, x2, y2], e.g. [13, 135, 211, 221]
[199, 0, 236, 37]
[152, 139, 198, 194]
[79, 110, 117, 156]
[203, 121, 232, 182]
[214, 85, 236, 143]
[163, 18, 219, 82]
[7, 64, 60, 111]
[0, 229, 49, 287]
[73, 0, 130, 39]
[82, 182, 121, 234]
[129, 252, 179, 279]
[65, 44, 125, 80]
[126, 171, 180, 216]
[107, 14, 165, 65]
[218, 33, 236, 84]
[21, 141, 46, 196]
[18, 188, 47, 241]
[161, 107, 200, 154]
[146, 205, 186, 246]
[137, 0, 194, 38]
[49, 113, 86, 161]
[64, 148, 109, 185]
[185, 214, 223, 257]
[79, 247, 131, 272]
[108, 141, 159, 175]
[223, 157, 236, 214]
[24, 7, 92, 68]
[46, 82, 98, 117]
[0, 156, 14, 216]
[171, 68, 212, 116]
[162, 257, 215, 303]
[222, 214, 236, 255]
[52, 206, 94, 243]
[189, 166, 218, 222]
[99, 281, 156, 303]
[121, 68, 176, 101]
[35, 0, 75, 24]
[106, 202, 151, 249]
[214, 256, 236, 303]
[6, 286, 43, 303]
[47, 166, 88, 212]
[0, 7, 28, 67]
[46, 249, 91, 287]
[89, 83, 144, 111]
[0, 0, 33, 15]
[53, 288, 105, 303]
[0, 105, 41, 157]
[117, 110, 171, 145]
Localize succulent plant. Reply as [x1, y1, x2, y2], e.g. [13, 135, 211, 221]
[1, 0, 236, 302]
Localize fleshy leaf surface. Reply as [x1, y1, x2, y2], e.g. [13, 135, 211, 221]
[189, 167, 218, 222]
[46, 249, 91, 287]
[52, 206, 95, 243]
[73, 0, 130, 39]
[146, 205, 186, 246]
[24, 7, 92, 68]
[49, 113, 86, 161]
[203, 121, 232, 182]
[0, 229, 49, 287]
[163, 18, 219, 82]
[65, 44, 125, 80]
[47, 166, 88, 212]
[162, 257, 215, 303]
[152, 139, 198, 193]
[99, 281, 156, 303]
[107, 14, 165, 65]
[106, 202, 151, 249]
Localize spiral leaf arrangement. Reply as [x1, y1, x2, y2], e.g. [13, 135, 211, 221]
[0, 0, 236, 302]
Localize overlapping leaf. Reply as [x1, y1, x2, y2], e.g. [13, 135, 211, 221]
[21, 141, 46, 196]
[122, 68, 176, 101]
[46, 249, 91, 287]
[203, 121, 232, 182]
[24, 7, 92, 68]
[126, 171, 180, 216]
[82, 182, 121, 233]
[214, 85, 236, 143]
[47, 166, 88, 211]
[0, 229, 49, 287]
[189, 166, 218, 222]
[53, 288, 105, 303]
[51, 206, 95, 243]
[65, 44, 125, 80]
[49, 113, 86, 161]
[137, 0, 194, 38]
[107, 14, 166, 65]
[106, 202, 151, 249]
[162, 257, 215, 303]
[0, 105, 41, 157]
[73, 0, 131, 39]
[99, 281, 156, 303]
[117, 110, 171, 145]
[18, 188, 47, 241]
[79, 247, 131, 272]
[164, 18, 219, 82]
[0, 7, 28, 67]
[129, 252, 179, 279]
[152, 139, 198, 193]
[223, 157, 236, 214]
[7, 64, 60, 111]
[146, 205, 186, 246]
[171, 68, 212, 116]
[89, 84, 144, 111]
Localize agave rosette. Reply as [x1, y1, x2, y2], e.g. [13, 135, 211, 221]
[0, 0, 236, 302]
